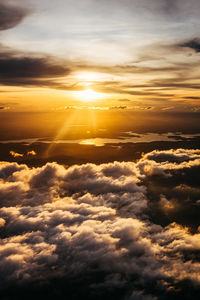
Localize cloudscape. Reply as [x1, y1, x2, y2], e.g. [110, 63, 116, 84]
[0, 1, 200, 299]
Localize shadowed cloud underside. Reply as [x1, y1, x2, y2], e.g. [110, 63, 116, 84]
[1, 149, 200, 299]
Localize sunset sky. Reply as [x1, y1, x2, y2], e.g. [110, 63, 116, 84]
[1, 1, 200, 300]
[1, 0, 200, 112]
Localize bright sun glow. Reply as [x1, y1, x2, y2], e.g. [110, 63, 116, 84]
[75, 72, 110, 83]
[74, 89, 104, 102]
[76, 72, 103, 82]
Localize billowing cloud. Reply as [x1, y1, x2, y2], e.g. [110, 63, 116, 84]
[0, 149, 200, 299]
[142, 148, 200, 163]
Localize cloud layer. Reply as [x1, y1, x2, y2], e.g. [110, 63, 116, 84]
[1, 149, 200, 299]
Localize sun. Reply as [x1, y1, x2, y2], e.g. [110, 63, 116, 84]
[74, 89, 104, 103]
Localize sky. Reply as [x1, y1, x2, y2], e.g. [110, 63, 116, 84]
[0, 0, 200, 112]
[1, 1, 200, 300]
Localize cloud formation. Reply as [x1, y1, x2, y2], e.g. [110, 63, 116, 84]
[0, 0, 30, 31]
[180, 38, 200, 53]
[0, 44, 70, 88]
[0, 1, 70, 89]
[0, 0, 200, 115]
[9, 150, 36, 158]
[1, 149, 200, 299]
[9, 150, 23, 158]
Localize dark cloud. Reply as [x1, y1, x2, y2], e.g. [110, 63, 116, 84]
[180, 38, 200, 53]
[109, 106, 127, 110]
[184, 96, 200, 100]
[0, 45, 70, 88]
[1, 149, 200, 299]
[0, 0, 31, 31]
[118, 99, 131, 102]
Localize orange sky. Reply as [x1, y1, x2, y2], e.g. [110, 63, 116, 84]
[0, 0, 200, 113]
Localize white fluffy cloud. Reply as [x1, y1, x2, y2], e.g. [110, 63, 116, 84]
[0, 149, 200, 299]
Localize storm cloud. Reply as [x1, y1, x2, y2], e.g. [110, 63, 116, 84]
[0, 149, 200, 299]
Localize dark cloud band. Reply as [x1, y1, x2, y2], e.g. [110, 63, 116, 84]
[0, 45, 70, 88]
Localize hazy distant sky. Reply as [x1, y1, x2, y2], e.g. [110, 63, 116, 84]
[1, 0, 200, 111]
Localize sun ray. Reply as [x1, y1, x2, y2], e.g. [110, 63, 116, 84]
[45, 109, 78, 157]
